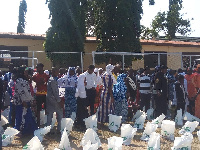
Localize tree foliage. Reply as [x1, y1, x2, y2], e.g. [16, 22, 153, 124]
[89, 0, 144, 66]
[17, 0, 27, 33]
[141, 0, 191, 40]
[44, 0, 87, 67]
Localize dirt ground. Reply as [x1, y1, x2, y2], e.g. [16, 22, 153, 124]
[3, 121, 200, 150]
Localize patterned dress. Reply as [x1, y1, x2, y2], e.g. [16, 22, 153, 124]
[113, 73, 128, 122]
[98, 74, 114, 123]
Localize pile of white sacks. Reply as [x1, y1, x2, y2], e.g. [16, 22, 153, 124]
[1, 108, 200, 150]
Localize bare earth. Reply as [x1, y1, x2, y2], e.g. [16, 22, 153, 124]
[3, 121, 200, 150]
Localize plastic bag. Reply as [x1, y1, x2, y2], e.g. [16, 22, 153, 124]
[175, 109, 183, 126]
[121, 124, 137, 145]
[22, 136, 44, 150]
[171, 133, 193, 150]
[81, 128, 101, 148]
[84, 114, 97, 131]
[58, 128, 72, 150]
[61, 118, 74, 134]
[108, 114, 122, 132]
[183, 112, 200, 122]
[83, 141, 98, 150]
[161, 120, 175, 140]
[132, 110, 143, 121]
[2, 127, 20, 146]
[40, 110, 47, 125]
[34, 126, 51, 142]
[1, 115, 9, 126]
[107, 136, 123, 150]
[2, 107, 10, 120]
[51, 112, 57, 129]
[146, 108, 154, 120]
[151, 113, 165, 128]
[179, 121, 199, 135]
[133, 113, 146, 129]
[141, 122, 158, 141]
[147, 132, 160, 150]
[71, 112, 76, 121]
[197, 130, 200, 142]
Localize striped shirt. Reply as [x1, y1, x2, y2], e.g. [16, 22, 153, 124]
[138, 74, 151, 94]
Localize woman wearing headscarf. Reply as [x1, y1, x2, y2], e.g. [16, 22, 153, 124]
[98, 64, 116, 123]
[58, 67, 78, 118]
[113, 73, 128, 122]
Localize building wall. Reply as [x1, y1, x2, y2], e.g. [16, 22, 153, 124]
[0, 38, 52, 70]
[1, 37, 200, 71]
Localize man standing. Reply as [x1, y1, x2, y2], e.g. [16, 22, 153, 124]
[32, 63, 49, 126]
[85, 65, 96, 116]
[154, 65, 168, 117]
[138, 66, 151, 112]
[46, 67, 63, 133]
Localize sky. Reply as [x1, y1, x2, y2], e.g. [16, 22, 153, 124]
[0, 0, 199, 37]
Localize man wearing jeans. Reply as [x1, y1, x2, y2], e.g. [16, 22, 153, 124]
[85, 65, 96, 116]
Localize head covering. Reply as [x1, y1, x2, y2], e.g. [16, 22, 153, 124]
[94, 68, 99, 73]
[44, 70, 49, 75]
[105, 64, 114, 75]
[67, 67, 76, 76]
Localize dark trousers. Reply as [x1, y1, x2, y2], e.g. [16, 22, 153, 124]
[75, 97, 88, 126]
[36, 95, 46, 126]
[188, 100, 195, 115]
[139, 93, 151, 112]
[177, 102, 186, 115]
[155, 94, 167, 118]
[86, 88, 96, 115]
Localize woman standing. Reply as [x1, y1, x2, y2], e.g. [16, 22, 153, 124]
[113, 73, 128, 122]
[13, 66, 37, 134]
[60, 67, 78, 118]
[98, 64, 115, 123]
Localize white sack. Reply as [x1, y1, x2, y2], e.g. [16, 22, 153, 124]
[40, 110, 47, 125]
[161, 120, 175, 140]
[81, 128, 101, 148]
[2, 127, 19, 146]
[61, 118, 74, 134]
[58, 128, 72, 150]
[147, 132, 160, 150]
[34, 126, 51, 142]
[109, 114, 122, 132]
[179, 121, 199, 135]
[197, 130, 200, 142]
[71, 112, 76, 121]
[175, 109, 183, 126]
[151, 113, 165, 128]
[171, 133, 193, 150]
[133, 113, 146, 129]
[2, 107, 10, 120]
[121, 124, 137, 145]
[1, 115, 9, 126]
[183, 112, 200, 122]
[84, 114, 98, 131]
[83, 141, 98, 150]
[22, 136, 44, 150]
[146, 108, 154, 120]
[51, 112, 57, 129]
[141, 122, 158, 141]
[107, 136, 123, 150]
[132, 110, 143, 121]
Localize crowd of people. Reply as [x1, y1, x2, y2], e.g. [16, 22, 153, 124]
[0, 62, 200, 135]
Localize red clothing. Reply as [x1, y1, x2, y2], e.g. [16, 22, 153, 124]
[192, 73, 200, 118]
[185, 74, 196, 99]
[32, 73, 49, 95]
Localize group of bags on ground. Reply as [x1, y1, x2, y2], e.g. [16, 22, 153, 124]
[1, 108, 200, 150]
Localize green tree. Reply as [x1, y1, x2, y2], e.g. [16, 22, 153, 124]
[91, 0, 144, 66]
[44, 0, 87, 67]
[141, 0, 191, 40]
[17, 0, 27, 33]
